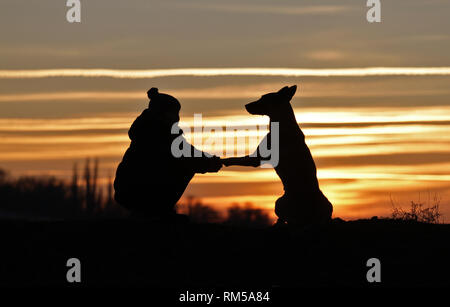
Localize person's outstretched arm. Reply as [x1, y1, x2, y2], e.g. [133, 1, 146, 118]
[221, 156, 261, 167]
[175, 138, 222, 173]
[187, 155, 222, 174]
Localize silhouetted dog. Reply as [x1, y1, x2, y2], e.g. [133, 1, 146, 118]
[222, 86, 333, 226]
[114, 88, 222, 219]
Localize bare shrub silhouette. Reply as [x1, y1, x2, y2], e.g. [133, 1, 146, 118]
[184, 196, 221, 224]
[0, 169, 8, 183]
[225, 202, 272, 228]
[0, 158, 126, 219]
[391, 194, 443, 224]
[178, 197, 272, 227]
[84, 157, 100, 215]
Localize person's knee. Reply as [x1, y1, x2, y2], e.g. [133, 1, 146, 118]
[275, 196, 289, 221]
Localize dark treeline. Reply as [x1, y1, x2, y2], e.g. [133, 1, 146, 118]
[0, 158, 127, 219]
[182, 196, 272, 227]
[0, 160, 272, 226]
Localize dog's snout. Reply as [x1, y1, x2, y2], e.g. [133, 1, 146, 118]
[245, 101, 259, 114]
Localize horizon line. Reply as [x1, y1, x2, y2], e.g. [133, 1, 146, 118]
[1, 67, 450, 79]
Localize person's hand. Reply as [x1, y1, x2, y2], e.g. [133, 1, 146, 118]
[207, 156, 222, 173]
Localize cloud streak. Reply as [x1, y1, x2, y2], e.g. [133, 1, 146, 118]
[177, 3, 353, 16]
[2, 67, 450, 79]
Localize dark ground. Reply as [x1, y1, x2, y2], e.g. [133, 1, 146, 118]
[0, 218, 449, 288]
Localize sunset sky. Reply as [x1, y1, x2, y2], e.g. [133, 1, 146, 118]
[1, 0, 450, 220]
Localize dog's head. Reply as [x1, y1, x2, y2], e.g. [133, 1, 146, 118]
[245, 85, 297, 116]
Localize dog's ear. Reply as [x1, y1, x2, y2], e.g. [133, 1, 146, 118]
[278, 85, 297, 100]
[278, 86, 289, 94]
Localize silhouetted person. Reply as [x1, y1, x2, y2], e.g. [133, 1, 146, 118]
[114, 88, 222, 219]
[222, 86, 333, 227]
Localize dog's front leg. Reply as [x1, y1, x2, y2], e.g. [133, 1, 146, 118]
[221, 156, 261, 167]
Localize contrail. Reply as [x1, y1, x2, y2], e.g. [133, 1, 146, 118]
[1, 67, 450, 79]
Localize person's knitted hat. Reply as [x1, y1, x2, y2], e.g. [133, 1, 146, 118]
[147, 87, 181, 114]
